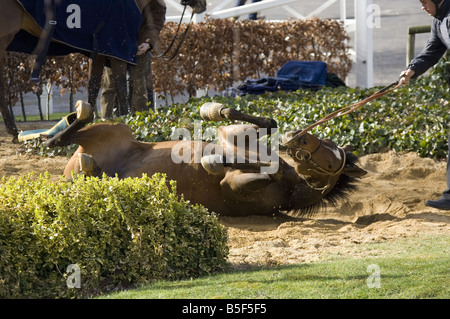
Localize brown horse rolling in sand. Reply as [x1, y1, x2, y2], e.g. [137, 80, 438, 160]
[46, 101, 367, 217]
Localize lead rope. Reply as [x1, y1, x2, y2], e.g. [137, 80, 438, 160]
[150, 6, 194, 61]
[295, 81, 404, 138]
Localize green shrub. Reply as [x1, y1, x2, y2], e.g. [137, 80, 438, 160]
[121, 57, 449, 158]
[0, 173, 228, 298]
[23, 55, 449, 159]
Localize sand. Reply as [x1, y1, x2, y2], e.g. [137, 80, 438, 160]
[1, 122, 449, 267]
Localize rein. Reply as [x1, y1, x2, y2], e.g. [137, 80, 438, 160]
[295, 81, 404, 138]
[150, 5, 194, 61]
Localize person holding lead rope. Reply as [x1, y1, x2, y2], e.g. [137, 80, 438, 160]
[400, 0, 450, 209]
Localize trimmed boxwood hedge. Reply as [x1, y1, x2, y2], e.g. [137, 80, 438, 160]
[0, 173, 228, 298]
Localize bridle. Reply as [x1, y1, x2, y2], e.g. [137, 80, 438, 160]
[283, 140, 347, 194]
[278, 80, 403, 193]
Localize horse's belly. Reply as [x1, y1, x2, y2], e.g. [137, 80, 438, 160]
[124, 162, 277, 216]
[119, 141, 284, 217]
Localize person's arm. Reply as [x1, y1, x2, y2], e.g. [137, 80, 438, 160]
[400, 21, 447, 84]
[138, 1, 166, 55]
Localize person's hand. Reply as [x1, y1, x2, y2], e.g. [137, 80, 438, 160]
[137, 42, 150, 56]
[399, 69, 415, 85]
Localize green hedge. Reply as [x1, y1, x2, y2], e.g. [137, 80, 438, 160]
[0, 173, 228, 298]
[122, 56, 449, 158]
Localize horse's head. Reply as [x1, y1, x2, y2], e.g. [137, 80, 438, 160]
[281, 130, 367, 194]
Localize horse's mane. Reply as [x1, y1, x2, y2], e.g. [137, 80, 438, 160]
[286, 151, 360, 218]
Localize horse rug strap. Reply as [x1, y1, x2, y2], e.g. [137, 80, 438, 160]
[440, 17, 450, 49]
[31, 0, 58, 83]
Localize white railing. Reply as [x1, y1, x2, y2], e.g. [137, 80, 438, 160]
[203, 0, 299, 20]
[165, 0, 374, 88]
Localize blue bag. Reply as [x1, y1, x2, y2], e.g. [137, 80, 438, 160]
[237, 77, 302, 95]
[276, 61, 328, 87]
[236, 61, 329, 95]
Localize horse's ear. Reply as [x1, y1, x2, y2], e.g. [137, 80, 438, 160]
[343, 145, 354, 152]
[341, 146, 366, 177]
[343, 163, 367, 178]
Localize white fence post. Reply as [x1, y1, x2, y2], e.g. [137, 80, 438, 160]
[355, 0, 373, 88]
[340, 0, 346, 21]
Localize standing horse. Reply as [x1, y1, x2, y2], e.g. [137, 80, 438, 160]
[0, 0, 145, 142]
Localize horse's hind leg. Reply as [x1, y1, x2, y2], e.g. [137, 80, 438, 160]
[200, 102, 277, 131]
[46, 100, 93, 147]
[0, 41, 19, 141]
[64, 151, 102, 180]
[88, 55, 107, 118]
[110, 59, 129, 116]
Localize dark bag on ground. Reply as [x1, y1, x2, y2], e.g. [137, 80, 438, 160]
[237, 61, 345, 95]
[237, 77, 303, 94]
[276, 60, 328, 86]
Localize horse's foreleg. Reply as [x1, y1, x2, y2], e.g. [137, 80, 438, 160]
[0, 36, 19, 142]
[201, 154, 276, 175]
[110, 59, 129, 116]
[88, 56, 107, 118]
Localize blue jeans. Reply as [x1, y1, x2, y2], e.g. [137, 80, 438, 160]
[235, 0, 262, 20]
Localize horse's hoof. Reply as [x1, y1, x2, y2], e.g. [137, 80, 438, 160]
[201, 155, 225, 175]
[75, 100, 94, 122]
[200, 102, 225, 122]
[78, 153, 95, 175]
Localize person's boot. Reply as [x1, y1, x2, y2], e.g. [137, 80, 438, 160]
[425, 197, 450, 210]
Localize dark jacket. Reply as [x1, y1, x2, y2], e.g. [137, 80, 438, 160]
[408, 0, 450, 77]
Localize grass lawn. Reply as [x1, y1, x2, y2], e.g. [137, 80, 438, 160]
[1, 113, 68, 122]
[13, 113, 68, 122]
[98, 234, 449, 299]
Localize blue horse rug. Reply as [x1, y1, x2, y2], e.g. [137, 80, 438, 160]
[237, 61, 329, 95]
[7, 0, 142, 64]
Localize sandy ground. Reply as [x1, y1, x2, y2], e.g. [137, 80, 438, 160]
[1, 122, 449, 267]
